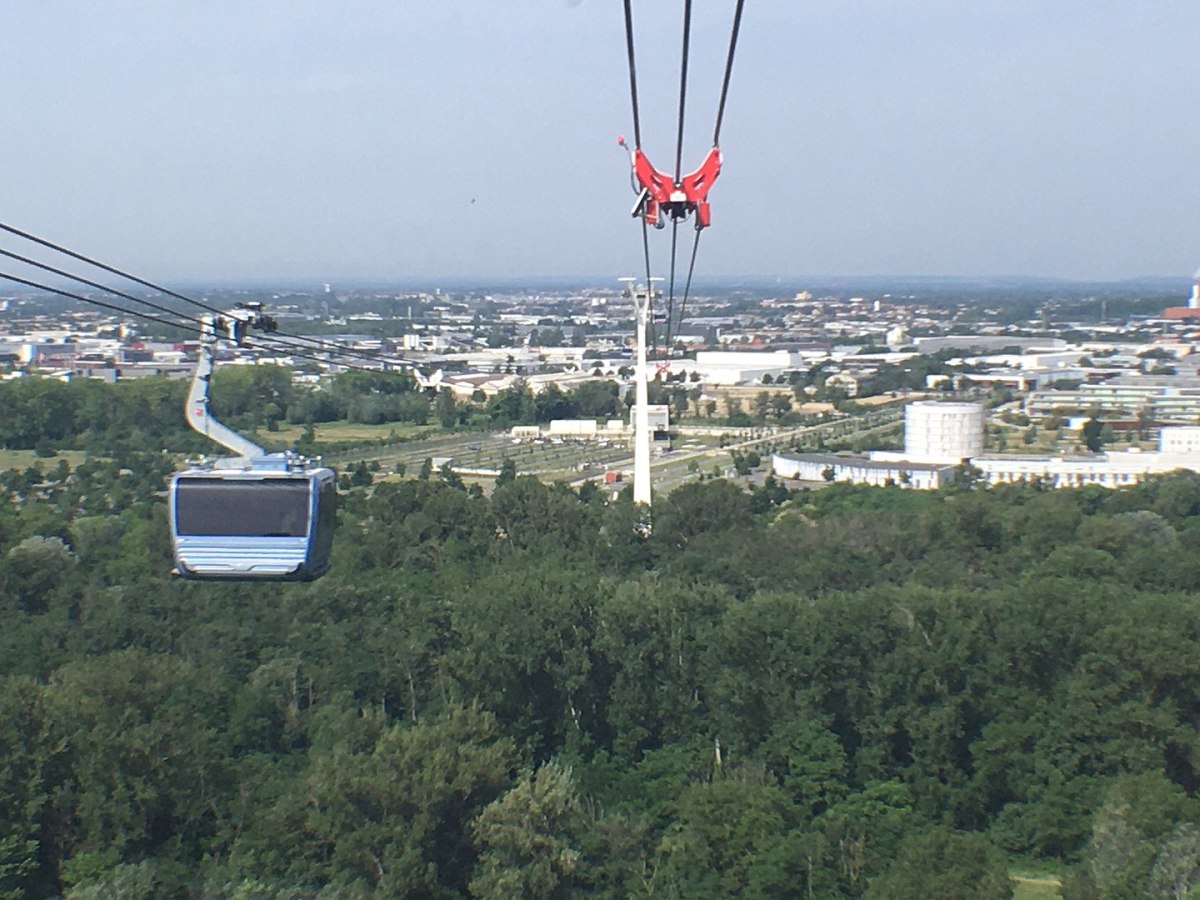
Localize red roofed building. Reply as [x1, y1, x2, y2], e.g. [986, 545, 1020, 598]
[1164, 273, 1200, 319]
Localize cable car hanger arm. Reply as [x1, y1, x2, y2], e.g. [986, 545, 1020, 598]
[185, 304, 277, 460]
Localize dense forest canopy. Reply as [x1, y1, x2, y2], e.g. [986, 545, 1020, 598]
[2, 377, 1200, 897]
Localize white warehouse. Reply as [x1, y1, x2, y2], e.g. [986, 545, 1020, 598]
[973, 426, 1200, 488]
[772, 452, 957, 490]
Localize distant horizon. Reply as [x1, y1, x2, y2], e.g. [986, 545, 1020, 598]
[80, 272, 1200, 292]
[3, 270, 1197, 298]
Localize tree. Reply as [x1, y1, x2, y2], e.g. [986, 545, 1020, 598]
[1, 535, 76, 614]
[470, 761, 585, 899]
[653, 480, 753, 546]
[304, 704, 518, 895]
[570, 381, 619, 418]
[496, 457, 517, 488]
[730, 451, 753, 476]
[1063, 773, 1200, 899]
[669, 386, 690, 421]
[1083, 417, 1105, 452]
[211, 364, 293, 429]
[770, 392, 792, 420]
[819, 781, 914, 894]
[534, 385, 577, 423]
[435, 389, 458, 428]
[488, 381, 537, 426]
[0, 677, 48, 899]
[39, 651, 226, 891]
[348, 462, 373, 487]
[753, 392, 771, 423]
[656, 776, 795, 898]
[1148, 824, 1200, 900]
[440, 463, 466, 491]
[863, 827, 1012, 899]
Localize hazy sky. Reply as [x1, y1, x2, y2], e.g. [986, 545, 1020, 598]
[5, 2, 1199, 283]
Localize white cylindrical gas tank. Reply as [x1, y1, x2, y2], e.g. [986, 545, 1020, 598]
[904, 401, 984, 463]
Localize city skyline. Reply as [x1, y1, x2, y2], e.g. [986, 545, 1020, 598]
[5, 1, 1199, 283]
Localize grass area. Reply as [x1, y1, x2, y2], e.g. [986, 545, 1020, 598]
[264, 421, 437, 446]
[1011, 870, 1063, 899]
[989, 423, 1161, 456]
[0, 450, 89, 472]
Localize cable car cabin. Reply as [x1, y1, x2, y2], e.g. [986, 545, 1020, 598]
[169, 465, 336, 581]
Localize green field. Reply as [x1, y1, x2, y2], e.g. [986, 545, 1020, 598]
[0, 449, 89, 472]
[265, 420, 438, 446]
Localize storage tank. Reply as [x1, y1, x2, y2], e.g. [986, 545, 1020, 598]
[904, 401, 984, 463]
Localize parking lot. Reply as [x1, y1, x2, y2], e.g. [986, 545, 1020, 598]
[325, 405, 905, 493]
[331, 431, 641, 482]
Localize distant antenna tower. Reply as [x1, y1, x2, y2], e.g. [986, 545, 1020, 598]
[620, 276, 662, 506]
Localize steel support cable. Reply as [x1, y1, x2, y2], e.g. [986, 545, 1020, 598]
[257, 322, 419, 366]
[676, 227, 702, 336]
[622, 0, 643, 149]
[240, 332, 420, 370]
[243, 338, 412, 376]
[663, 1, 694, 354]
[674, 0, 693, 181]
[0, 222, 419, 367]
[0, 221, 340, 356]
[640, 217, 657, 359]
[226, 324, 421, 370]
[673, 0, 743, 348]
[0, 271, 202, 332]
[0, 220, 224, 317]
[0, 247, 413, 370]
[210, 322, 416, 369]
[0, 273, 406, 377]
[0, 247, 210, 332]
[666, 220, 681, 352]
[626, 0, 656, 359]
[712, 0, 746, 146]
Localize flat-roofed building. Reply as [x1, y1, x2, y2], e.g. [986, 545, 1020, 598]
[973, 426, 1200, 488]
[772, 452, 956, 490]
[1029, 375, 1200, 421]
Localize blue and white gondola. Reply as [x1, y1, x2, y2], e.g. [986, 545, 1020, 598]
[170, 306, 337, 581]
[169, 460, 336, 581]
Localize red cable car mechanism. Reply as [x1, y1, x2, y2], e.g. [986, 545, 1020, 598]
[619, 137, 722, 230]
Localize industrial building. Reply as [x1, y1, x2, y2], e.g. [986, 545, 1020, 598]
[1028, 375, 1200, 421]
[973, 426, 1200, 488]
[772, 398, 1200, 491]
[901, 401, 984, 463]
[772, 400, 984, 489]
[505, 405, 669, 447]
[771, 452, 957, 489]
[1161, 271, 1200, 320]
